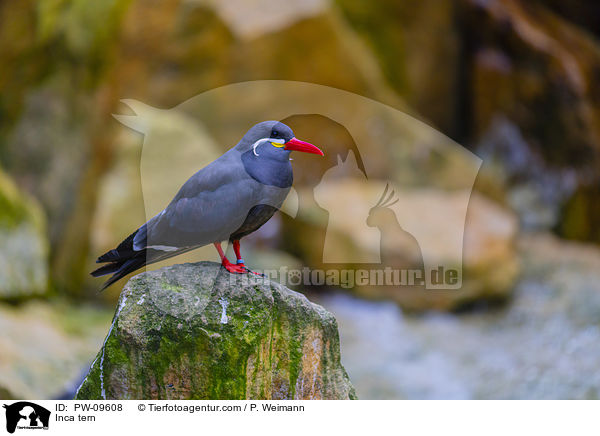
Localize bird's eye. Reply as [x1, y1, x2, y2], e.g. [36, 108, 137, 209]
[272, 130, 279, 137]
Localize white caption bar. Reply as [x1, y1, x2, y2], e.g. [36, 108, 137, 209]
[1, 400, 596, 436]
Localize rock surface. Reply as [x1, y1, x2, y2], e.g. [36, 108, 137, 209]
[465, 0, 600, 237]
[0, 168, 48, 300]
[335, 0, 461, 134]
[76, 262, 356, 400]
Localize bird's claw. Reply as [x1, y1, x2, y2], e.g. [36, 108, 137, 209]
[239, 265, 266, 277]
[222, 262, 248, 274]
[221, 261, 265, 277]
[245, 267, 266, 278]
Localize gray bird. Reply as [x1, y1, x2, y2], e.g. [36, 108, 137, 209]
[92, 120, 323, 290]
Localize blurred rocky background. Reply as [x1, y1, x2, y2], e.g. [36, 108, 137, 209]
[1, 0, 599, 399]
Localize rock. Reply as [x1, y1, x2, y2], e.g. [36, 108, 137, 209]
[557, 184, 600, 244]
[335, 0, 461, 135]
[290, 176, 518, 311]
[0, 300, 113, 399]
[337, 0, 600, 241]
[76, 262, 356, 400]
[0, 168, 48, 300]
[466, 0, 600, 236]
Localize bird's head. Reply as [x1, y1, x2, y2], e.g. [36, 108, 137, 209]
[239, 121, 324, 161]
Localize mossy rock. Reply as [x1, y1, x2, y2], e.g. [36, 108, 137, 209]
[0, 168, 48, 299]
[76, 261, 356, 400]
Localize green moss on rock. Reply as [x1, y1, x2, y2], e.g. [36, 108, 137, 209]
[76, 262, 356, 400]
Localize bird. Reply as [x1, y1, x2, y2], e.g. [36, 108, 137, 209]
[92, 120, 323, 290]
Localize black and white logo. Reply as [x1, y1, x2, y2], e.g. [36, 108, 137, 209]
[2, 402, 50, 434]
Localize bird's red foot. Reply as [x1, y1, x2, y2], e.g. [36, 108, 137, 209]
[221, 259, 265, 276]
[221, 259, 249, 274]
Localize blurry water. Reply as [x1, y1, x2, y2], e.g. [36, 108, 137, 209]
[315, 293, 470, 399]
[314, 278, 600, 399]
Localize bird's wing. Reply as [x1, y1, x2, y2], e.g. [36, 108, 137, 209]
[135, 150, 258, 249]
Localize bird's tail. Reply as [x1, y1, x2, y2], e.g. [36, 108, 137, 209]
[91, 229, 147, 291]
[92, 226, 201, 291]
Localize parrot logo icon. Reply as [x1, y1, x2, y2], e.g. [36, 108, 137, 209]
[315, 149, 425, 267]
[2, 402, 50, 433]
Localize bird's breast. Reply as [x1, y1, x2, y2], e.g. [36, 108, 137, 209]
[241, 151, 293, 188]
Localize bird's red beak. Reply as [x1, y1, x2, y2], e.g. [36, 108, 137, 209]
[284, 137, 324, 155]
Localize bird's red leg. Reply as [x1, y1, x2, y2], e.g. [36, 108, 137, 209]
[232, 240, 243, 265]
[232, 240, 263, 276]
[214, 242, 247, 274]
